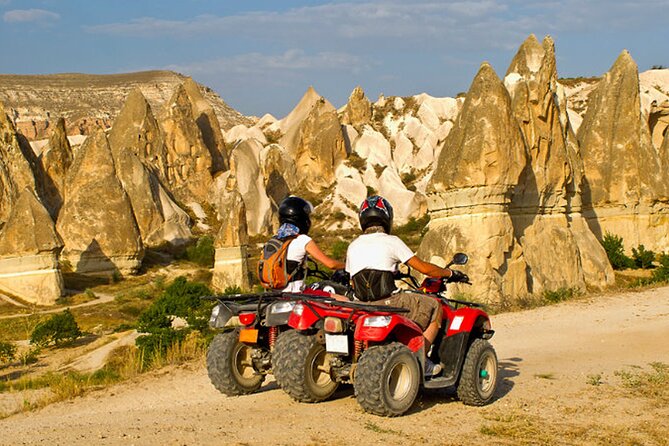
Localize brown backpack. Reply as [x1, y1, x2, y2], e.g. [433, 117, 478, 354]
[257, 236, 298, 289]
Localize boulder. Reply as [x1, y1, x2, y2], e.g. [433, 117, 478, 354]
[39, 117, 73, 219]
[159, 84, 213, 203]
[57, 130, 143, 275]
[341, 86, 372, 128]
[0, 188, 63, 305]
[578, 50, 669, 252]
[421, 63, 530, 303]
[107, 88, 168, 182]
[183, 78, 229, 173]
[212, 177, 250, 291]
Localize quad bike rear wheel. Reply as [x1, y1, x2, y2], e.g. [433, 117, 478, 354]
[273, 330, 338, 403]
[207, 330, 264, 396]
[456, 338, 498, 406]
[354, 342, 420, 417]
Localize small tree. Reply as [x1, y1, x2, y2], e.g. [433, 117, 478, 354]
[30, 309, 82, 347]
[601, 233, 634, 270]
[185, 236, 215, 267]
[652, 253, 669, 283]
[632, 245, 655, 269]
[0, 341, 16, 364]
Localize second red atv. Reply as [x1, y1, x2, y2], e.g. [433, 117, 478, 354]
[271, 253, 498, 416]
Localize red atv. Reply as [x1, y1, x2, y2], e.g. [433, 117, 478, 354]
[271, 253, 498, 416]
[204, 263, 348, 396]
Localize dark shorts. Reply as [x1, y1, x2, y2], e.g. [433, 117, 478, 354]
[370, 291, 443, 331]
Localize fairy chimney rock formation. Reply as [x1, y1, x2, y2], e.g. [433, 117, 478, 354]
[212, 177, 250, 290]
[0, 101, 39, 223]
[421, 63, 529, 303]
[578, 50, 669, 252]
[342, 86, 372, 128]
[159, 84, 214, 204]
[108, 88, 168, 181]
[278, 86, 321, 152]
[114, 148, 191, 247]
[0, 188, 63, 305]
[39, 117, 73, 218]
[293, 97, 347, 192]
[183, 78, 229, 173]
[57, 130, 143, 275]
[505, 35, 613, 292]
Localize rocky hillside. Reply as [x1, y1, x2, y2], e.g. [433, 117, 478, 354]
[0, 71, 252, 140]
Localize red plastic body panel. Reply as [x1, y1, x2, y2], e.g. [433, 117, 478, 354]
[442, 304, 491, 335]
[354, 314, 424, 353]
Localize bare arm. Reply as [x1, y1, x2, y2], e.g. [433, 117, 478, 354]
[305, 241, 346, 270]
[406, 255, 452, 278]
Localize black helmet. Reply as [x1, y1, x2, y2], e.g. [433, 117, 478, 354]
[359, 195, 393, 234]
[278, 196, 313, 234]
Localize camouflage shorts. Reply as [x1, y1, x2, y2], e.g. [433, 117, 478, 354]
[370, 291, 443, 331]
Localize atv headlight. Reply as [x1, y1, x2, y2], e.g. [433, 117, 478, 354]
[270, 301, 296, 314]
[209, 305, 221, 324]
[293, 303, 304, 316]
[362, 315, 392, 327]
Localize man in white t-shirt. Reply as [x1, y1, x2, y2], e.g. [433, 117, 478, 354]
[346, 196, 467, 376]
[275, 196, 345, 292]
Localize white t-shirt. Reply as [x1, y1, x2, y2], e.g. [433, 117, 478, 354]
[345, 233, 415, 277]
[283, 234, 312, 292]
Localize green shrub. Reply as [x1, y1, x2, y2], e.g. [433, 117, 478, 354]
[651, 253, 669, 283]
[601, 233, 634, 270]
[543, 287, 579, 304]
[29, 310, 82, 347]
[135, 277, 213, 364]
[137, 276, 213, 334]
[330, 240, 349, 260]
[223, 285, 242, 295]
[366, 186, 377, 197]
[632, 245, 655, 269]
[0, 341, 16, 363]
[185, 236, 215, 267]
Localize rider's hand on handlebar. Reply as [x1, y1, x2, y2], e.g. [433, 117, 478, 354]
[447, 269, 470, 284]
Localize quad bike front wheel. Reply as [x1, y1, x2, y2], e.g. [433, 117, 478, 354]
[207, 330, 264, 396]
[354, 342, 420, 417]
[272, 330, 339, 403]
[456, 338, 498, 406]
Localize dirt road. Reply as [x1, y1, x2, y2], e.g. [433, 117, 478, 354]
[2, 286, 669, 446]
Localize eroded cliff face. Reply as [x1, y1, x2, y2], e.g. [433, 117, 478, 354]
[578, 51, 669, 253]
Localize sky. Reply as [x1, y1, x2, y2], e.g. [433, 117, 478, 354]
[1, 1, 667, 117]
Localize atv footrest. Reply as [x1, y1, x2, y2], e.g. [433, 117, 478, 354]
[423, 376, 456, 389]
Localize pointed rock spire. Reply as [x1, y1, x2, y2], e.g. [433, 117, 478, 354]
[212, 176, 250, 290]
[342, 86, 372, 127]
[39, 117, 73, 218]
[421, 63, 529, 303]
[57, 130, 143, 275]
[0, 101, 39, 222]
[182, 78, 229, 173]
[159, 84, 213, 203]
[0, 188, 63, 305]
[108, 88, 168, 181]
[114, 147, 191, 247]
[278, 86, 322, 153]
[578, 50, 669, 251]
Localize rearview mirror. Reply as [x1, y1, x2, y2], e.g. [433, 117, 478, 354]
[451, 253, 468, 265]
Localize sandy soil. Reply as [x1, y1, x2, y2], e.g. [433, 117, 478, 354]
[1, 286, 669, 446]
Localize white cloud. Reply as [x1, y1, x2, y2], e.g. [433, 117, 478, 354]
[3, 8, 60, 23]
[166, 49, 368, 79]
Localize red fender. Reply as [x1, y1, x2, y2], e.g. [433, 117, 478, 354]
[443, 306, 491, 335]
[355, 314, 424, 353]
